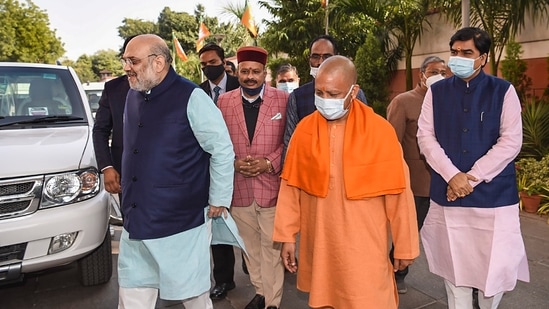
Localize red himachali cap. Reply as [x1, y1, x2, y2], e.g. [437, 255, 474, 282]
[237, 46, 268, 65]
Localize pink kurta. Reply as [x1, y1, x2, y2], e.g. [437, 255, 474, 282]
[417, 85, 530, 297]
[273, 117, 419, 308]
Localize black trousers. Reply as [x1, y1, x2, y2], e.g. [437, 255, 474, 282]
[391, 196, 430, 280]
[212, 244, 235, 284]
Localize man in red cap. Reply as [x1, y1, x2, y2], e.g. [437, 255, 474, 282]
[217, 46, 288, 309]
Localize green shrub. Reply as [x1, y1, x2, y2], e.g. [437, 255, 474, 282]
[500, 40, 532, 103]
[520, 99, 549, 159]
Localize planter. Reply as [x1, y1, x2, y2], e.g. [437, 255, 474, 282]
[519, 191, 542, 213]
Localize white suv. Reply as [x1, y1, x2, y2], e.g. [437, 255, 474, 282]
[0, 63, 112, 286]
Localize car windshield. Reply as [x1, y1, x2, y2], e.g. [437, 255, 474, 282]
[0, 67, 88, 126]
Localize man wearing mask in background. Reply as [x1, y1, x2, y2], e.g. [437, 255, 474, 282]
[199, 43, 240, 106]
[198, 42, 240, 300]
[283, 35, 367, 159]
[386, 55, 446, 294]
[275, 63, 299, 93]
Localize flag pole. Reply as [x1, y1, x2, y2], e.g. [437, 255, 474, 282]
[324, 0, 329, 35]
[171, 31, 177, 73]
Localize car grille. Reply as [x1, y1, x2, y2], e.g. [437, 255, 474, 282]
[0, 243, 27, 263]
[0, 176, 43, 220]
[0, 182, 34, 196]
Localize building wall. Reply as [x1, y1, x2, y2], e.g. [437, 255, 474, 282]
[389, 12, 549, 100]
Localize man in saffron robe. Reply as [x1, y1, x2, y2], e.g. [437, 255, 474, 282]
[273, 56, 419, 309]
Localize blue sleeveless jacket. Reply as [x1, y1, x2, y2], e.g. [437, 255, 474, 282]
[430, 71, 518, 207]
[122, 68, 210, 239]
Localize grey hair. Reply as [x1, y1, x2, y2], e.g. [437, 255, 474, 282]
[277, 63, 298, 76]
[420, 56, 445, 72]
[150, 41, 173, 65]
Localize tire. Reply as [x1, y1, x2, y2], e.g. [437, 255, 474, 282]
[78, 230, 113, 286]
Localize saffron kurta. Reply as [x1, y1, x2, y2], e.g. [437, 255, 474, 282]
[273, 102, 419, 308]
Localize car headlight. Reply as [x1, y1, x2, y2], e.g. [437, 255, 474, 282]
[41, 168, 100, 208]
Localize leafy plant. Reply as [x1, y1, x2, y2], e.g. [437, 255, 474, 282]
[520, 99, 549, 159]
[515, 154, 549, 196]
[538, 197, 549, 216]
[500, 40, 532, 103]
[355, 32, 391, 117]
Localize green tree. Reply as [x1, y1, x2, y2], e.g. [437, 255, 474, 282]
[221, 1, 258, 44]
[339, 0, 431, 90]
[68, 55, 96, 83]
[355, 33, 391, 116]
[91, 49, 124, 78]
[113, 5, 250, 82]
[63, 50, 123, 83]
[175, 53, 202, 84]
[500, 40, 532, 103]
[0, 0, 64, 63]
[433, 0, 549, 75]
[259, 0, 372, 84]
[158, 7, 198, 54]
[118, 17, 158, 51]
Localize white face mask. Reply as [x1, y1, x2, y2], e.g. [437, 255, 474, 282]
[310, 66, 319, 78]
[423, 73, 445, 88]
[277, 82, 299, 93]
[314, 86, 353, 120]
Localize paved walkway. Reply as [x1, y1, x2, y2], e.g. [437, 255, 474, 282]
[207, 211, 549, 309]
[0, 212, 547, 308]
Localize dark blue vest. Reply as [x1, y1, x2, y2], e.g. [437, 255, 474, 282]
[430, 71, 518, 207]
[122, 68, 210, 239]
[294, 81, 317, 121]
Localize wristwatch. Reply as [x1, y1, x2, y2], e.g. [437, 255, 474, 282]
[264, 158, 274, 173]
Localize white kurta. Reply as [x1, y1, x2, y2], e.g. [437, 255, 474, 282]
[417, 81, 530, 297]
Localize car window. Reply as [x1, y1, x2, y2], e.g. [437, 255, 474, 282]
[0, 67, 86, 119]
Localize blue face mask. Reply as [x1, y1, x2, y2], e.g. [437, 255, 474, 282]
[241, 84, 263, 96]
[448, 56, 482, 79]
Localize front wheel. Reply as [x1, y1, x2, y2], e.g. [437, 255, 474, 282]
[78, 230, 113, 286]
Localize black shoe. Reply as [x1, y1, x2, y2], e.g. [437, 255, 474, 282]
[244, 294, 265, 309]
[396, 278, 407, 294]
[209, 282, 236, 300]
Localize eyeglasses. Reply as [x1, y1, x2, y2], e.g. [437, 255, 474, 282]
[120, 54, 158, 67]
[309, 53, 333, 61]
[425, 70, 447, 77]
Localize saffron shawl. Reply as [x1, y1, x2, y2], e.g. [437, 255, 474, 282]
[282, 98, 405, 199]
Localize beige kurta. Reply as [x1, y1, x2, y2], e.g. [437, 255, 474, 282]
[273, 117, 419, 309]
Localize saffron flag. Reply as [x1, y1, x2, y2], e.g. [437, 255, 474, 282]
[172, 32, 188, 62]
[196, 22, 211, 52]
[241, 1, 258, 38]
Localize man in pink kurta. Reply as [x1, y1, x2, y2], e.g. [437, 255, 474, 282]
[273, 56, 419, 309]
[417, 27, 529, 309]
